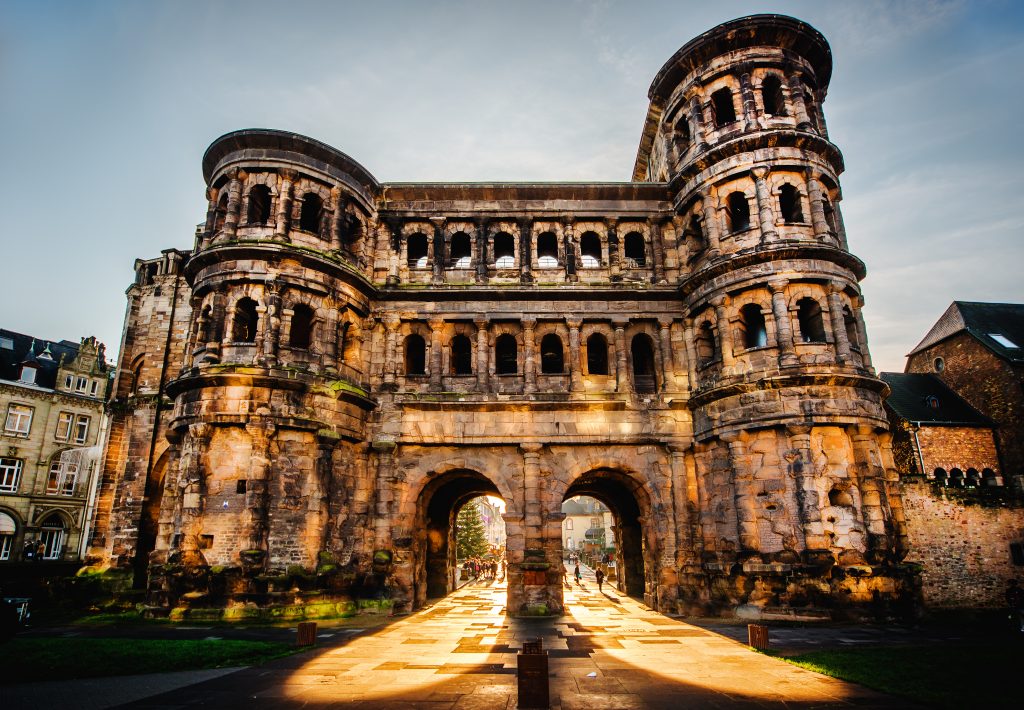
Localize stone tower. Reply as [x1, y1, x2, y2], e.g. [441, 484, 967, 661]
[89, 15, 917, 620]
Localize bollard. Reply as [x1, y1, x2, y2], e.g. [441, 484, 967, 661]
[296, 621, 318, 647]
[747, 623, 769, 650]
[517, 637, 549, 709]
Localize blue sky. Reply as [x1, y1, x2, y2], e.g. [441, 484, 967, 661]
[1, 0, 1021, 372]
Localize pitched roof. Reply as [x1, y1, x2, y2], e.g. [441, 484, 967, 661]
[908, 301, 1024, 364]
[0, 329, 81, 390]
[881, 372, 993, 426]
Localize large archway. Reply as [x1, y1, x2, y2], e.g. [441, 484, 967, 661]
[414, 469, 503, 608]
[563, 468, 650, 599]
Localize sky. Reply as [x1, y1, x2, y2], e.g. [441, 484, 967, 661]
[1, 0, 1022, 373]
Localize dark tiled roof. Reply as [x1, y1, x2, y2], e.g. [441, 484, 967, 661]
[881, 372, 993, 426]
[0, 329, 80, 390]
[909, 301, 1024, 364]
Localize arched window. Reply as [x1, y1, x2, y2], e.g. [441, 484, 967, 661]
[740, 304, 767, 349]
[843, 306, 860, 351]
[246, 185, 272, 225]
[711, 87, 736, 127]
[493, 232, 515, 268]
[580, 231, 602, 268]
[495, 334, 517, 375]
[623, 232, 646, 267]
[338, 322, 351, 362]
[803, 82, 820, 130]
[966, 468, 981, 487]
[727, 192, 750, 232]
[214, 193, 228, 232]
[822, 198, 837, 232]
[673, 115, 691, 153]
[299, 193, 323, 234]
[949, 467, 965, 487]
[761, 75, 786, 116]
[289, 304, 314, 349]
[631, 334, 656, 393]
[404, 334, 426, 375]
[39, 514, 66, 560]
[232, 298, 259, 343]
[779, 184, 803, 223]
[796, 297, 826, 343]
[450, 232, 471, 268]
[451, 335, 473, 375]
[684, 214, 705, 249]
[586, 333, 608, 375]
[0, 511, 16, 560]
[536, 232, 558, 267]
[696, 321, 717, 367]
[407, 232, 429, 268]
[933, 467, 947, 484]
[540, 334, 564, 374]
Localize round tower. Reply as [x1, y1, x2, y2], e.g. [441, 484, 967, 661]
[638, 15, 914, 614]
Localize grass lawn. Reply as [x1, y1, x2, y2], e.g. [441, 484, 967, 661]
[776, 642, 1020, 708]
[0, 637, 300, 684]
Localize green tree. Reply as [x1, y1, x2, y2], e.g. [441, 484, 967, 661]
[456, 499, 489, 559]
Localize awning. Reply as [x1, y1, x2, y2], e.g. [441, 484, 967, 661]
[0, 512, 17, 534]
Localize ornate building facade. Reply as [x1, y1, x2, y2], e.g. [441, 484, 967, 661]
[88, 15, 916, 619]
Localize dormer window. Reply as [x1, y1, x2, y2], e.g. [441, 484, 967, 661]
[19, 366, 37, 384]
[989, 333, 1019, 348]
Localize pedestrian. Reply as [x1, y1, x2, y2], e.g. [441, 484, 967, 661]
[1007, 579, 1024, 633]
[595, 568, 605, 592]
[35, 540, 45, 561]
[22, 540, 35, 562]
[573, 563, 581, 585]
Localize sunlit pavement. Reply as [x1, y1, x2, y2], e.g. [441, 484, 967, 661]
[125, 564, 910, 709]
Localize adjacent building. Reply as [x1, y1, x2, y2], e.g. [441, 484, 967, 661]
[0, 331, 110, 563]
[561, 497, 613, 555]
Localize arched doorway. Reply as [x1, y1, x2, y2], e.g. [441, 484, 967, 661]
[563, 469, 650, 599]
[414, 469, 503, 608]
[38, 513, 68, 560]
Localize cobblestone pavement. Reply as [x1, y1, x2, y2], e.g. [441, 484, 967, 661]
[119, 564, 910, 709]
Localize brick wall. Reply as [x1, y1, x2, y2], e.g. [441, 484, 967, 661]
[901, 480, 1024, 607]
[915, 425, 1000, 475]
[907, 333, 1024, 475]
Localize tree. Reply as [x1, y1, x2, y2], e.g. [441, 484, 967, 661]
[456, 499, 489, 559]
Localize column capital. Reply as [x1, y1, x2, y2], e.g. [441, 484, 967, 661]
[428, 317, 445, 330]
[751, 165, 770, 180]
[520, 442, 543, 455]
[611, 316, 630, 328]
[785, 424, 812, 438]
[521, 317, 537, 330]
[768, 279, 789, 293]
[278, 168, 297, 182]
[474, 316, 489, 329]
[828, 280, 847, 295]
[566, 318, 582, 330]
[429, 216, 446, 228]
[657, 316, 675, 329]
[188, 422, 213, 442]
[383, 314, 401, 330]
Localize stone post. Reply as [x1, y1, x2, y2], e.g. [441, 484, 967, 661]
[786, 425, 828, 553]
[689, 95, 709, 150]
[849, 425, 891, 563]
[833, 199, 850, 250]
[372, 439, 397, 551]
[787, 73, 813, 131]
[699, 188, 722, 254]
[657, 317, 675, 391]
[222, 169, 244, 240]
[738, 68, 758, 131]
[519, 217, 533, 284]
[383, 316, 399, 386]
[386, 220, 401, 286]
[769, 280, 797, 367]
[201, 187, 218, 249]
[607, 222, 620, 281]
[613, 319, 628, 393]
[722, 432, 759, 554]
[475, 317, 489, 392]
[827, 284, 852, 364]
[520, 443, 544, 551]
[805, 170, 832, 241]
[316, 430, 341, 552]
[428, 317, 444, 391]
[152, 432, 182, 563]
[431, 218, 446, 285]
[667, 443, 695, 565]
[751, 166, 777, 242]
[650, 219, 666, 283]
[475, 218, 488, 284]
[853, 299, 873, 371]
[682, 318, 698, 391]
[712, 297, 734, 371]
[241, 418, 276, 569]
[322, 306, 338, 375]
[567, 319, 583, 392]
[563, 219, 577, 281]
[329, 187, 344, 251]
[274, 170, 295, 241]
[262, 286, 281, 368]
[178, 422, 213, 567]
[523, 318, 537, 394]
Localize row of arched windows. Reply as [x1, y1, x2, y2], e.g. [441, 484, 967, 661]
[213, 186, 331, 237]
[932, 467, 1000, 487]
[228, 298, 315, 350]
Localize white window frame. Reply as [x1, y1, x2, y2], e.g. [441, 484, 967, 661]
[75, 376, 87, 393]
[64, 374, 73, 389]
[56, 411, 73, 441]
[40, 524, 64, 560]
[47, 460, 78, 496]
[19, 366, 37, 384]
[4, 404, 33, 437]
[73, 415, 90, 444]
[0, 533, 13, 560]
[90, 380, 99, 396]
[0, 458, 23, 492]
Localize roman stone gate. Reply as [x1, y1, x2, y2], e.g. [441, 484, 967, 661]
[86, 15, 918, 620]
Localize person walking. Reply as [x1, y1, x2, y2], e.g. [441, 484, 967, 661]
[595, 568, 605, 592]
[573, 563, 581, 585]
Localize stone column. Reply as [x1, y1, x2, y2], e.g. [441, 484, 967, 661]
[712, 297, 734, 371]
[738, 68, 758, 131]
[201, 187, 218, 249]
[432, 218, 446, 285]
[769, 280, 797, 367]
[322, 306, 338, 375]
[613, 318, 628, 392]
[152, 432, 182, 562]
[667, 443, 695, 565]
[315, 430, 341, 552]
[241, 418, 276, 570]
[383, 316, 399, 387]
[849, 424, 891, 563]
[699, 188, 722, 254]
[329, 187, 344, 251]
[178, 422, 213, 567]
[475, 317, 489, 392]
[563, 219, 577, 281]
[261, 286, 282, 368]
[523, 318, 537, 394]
[519, 217, 533, 284]
[607, 222, 621, 281]
[428, 317, 444, 391]
[520, 442, 544, 557]
[649, 219, 666, 283]
[722, 432, 759, 554]
[752, 166, 777, 242]
[657, 317, 675, 390]
[688, 95, 708, 149]
[854, 299, 873, 371]
[386, 220, 401, 286]
[222, 169, 244, 240]
[372, 439, 397, 551]
[786, 425, 828, 553]
[787, 73, 813, 130]
[682, 318, 697, 391]
[567, 319, 583, 392]
[805, 170, 832, 241]
[475, 218, 488, 284]
[833, 200, 850, 251]
[827, 284, 852, 364]
[274, 170, 295, 241]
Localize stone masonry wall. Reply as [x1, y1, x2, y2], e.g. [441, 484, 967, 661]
[901, 479, 1024, 607]
[915, 426, 1000, 475]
